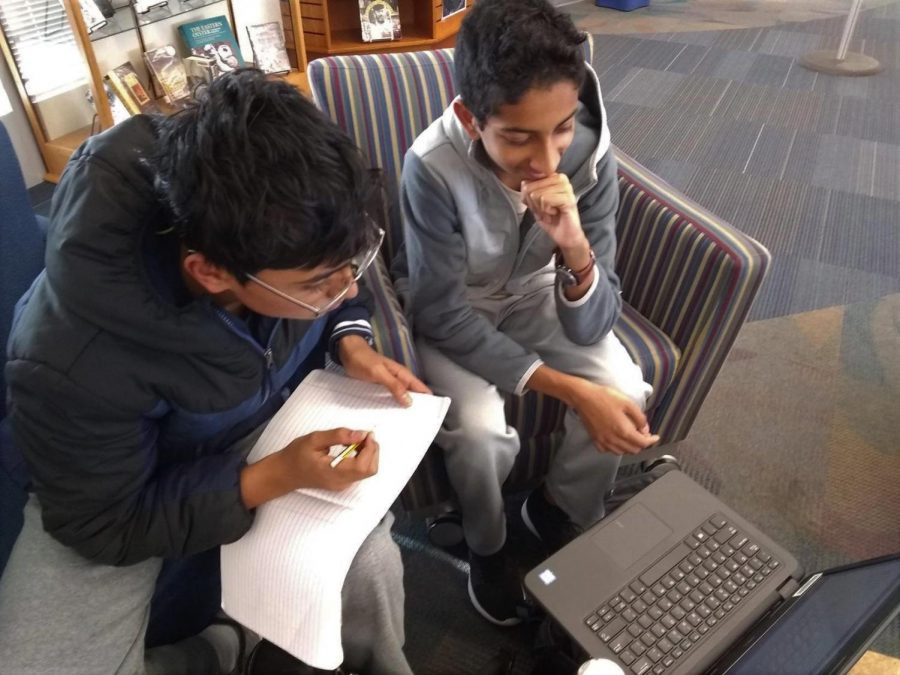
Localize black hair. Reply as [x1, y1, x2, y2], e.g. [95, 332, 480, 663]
[151, 68, 375, 280]
[455, 0, 587, 123]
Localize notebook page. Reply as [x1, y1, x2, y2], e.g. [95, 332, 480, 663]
[221, 369, 449, 669]
[246, 370, 447, 510]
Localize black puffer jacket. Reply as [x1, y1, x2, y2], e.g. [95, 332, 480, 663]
[4, 116, 373, 566]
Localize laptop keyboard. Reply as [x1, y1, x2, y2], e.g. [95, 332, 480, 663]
[583, 512, 782, 675]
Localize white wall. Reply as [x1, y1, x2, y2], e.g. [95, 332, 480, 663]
[231, 0, 283, 68]
[0, 56, 46, 188]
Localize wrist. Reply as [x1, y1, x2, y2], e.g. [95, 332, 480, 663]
[555, 244, 596, 291]
[526, 364, 584, 408]
[337, 334, 371, 360]
[240, 451, 293, 509]
[558, 238, 592, 272]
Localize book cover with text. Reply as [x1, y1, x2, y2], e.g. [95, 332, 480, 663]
[105, 62, 159, 115]
[144, 45, 192, 104]
[246, 22, 291, 75]
[178, 15, 244, 78]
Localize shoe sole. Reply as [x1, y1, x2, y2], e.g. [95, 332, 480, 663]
[520, 497, 543, 543]
[466, 575, 522, 627]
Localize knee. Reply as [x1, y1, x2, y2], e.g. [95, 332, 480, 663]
[442, 395, 511, 448]
[599, 365, 652, 412]
[625, 375, 653, 411]
[345, 520, 403, 598]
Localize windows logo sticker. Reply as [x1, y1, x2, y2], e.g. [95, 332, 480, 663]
[538, 568, 557, 585]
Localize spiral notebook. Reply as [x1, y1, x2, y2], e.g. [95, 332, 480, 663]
[221, 369, 449, 670]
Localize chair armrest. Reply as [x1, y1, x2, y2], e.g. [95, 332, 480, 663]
[613, 148, 771, 442]
[363, 255, 421, 377]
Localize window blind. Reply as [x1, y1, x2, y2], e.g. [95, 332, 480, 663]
[0, 0, 86, 102]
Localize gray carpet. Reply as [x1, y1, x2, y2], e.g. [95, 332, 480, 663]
[400, 4, 900, 673]
[591, 3, 900, 322]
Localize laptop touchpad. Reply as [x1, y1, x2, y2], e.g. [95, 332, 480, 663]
[591, 504, 672, 570]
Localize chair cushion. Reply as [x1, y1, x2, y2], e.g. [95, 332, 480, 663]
[504, 301, 680, 443]
[501, 302, 679, 489]
[614, 301, 680, 413]
[307, 50, 457, 264]
[364, 254, 419, 377]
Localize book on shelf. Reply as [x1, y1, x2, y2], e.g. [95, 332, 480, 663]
[358, 0, 401, 43]
[105, 62, 159, 116]
[85, 83, 130, 126]
[184, 55, 218, 88]
[144, 45, 192, 104]
[178, 16, 244, 79]
[78, 0, 108, 34]
[246, 22, 291, 75]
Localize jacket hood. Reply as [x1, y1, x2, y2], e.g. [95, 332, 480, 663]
[442, 64, 611, 193]
[43, 116, 231, 355]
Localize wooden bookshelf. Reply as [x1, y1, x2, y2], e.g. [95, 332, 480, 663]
[1, 0, 311, 182]
[301, 0, 468, 59]
[282, 69, 310, 95]
[44, 126, 93, 182]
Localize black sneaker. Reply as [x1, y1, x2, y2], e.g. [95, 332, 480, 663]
[467, 548, 524, 627]
[520, 486, 583, 554]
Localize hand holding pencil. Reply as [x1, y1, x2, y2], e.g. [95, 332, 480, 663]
[241, 428, 380, 506]
[330, 430, 373, 468]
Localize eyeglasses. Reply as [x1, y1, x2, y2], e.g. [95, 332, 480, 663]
[246, 227, 385, 317]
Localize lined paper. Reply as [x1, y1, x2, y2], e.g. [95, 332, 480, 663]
[221, 370, 449, 669]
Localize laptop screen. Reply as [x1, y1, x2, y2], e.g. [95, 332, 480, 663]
[726, 555, 900, 675]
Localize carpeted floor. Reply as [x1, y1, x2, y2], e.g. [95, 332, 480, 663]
[591, 3, 900, 321]
[564, 0, 894, 35]
[399, 3, 900, 673]
[562, 0, 899, 34]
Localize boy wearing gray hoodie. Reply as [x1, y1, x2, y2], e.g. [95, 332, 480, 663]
[394, 0, 658, 626]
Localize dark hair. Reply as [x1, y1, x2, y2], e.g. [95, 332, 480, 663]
[455, 0, 587, 123]
[151, 68, 374, 280]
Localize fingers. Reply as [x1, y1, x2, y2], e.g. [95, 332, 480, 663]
[382, 369, 414, 407]
[523, 190, 573, 224]
[386, 360, 431, 394]
[307, 427, 368, 451]
[521, 175, 575, 222]
[333, 433, 380, 482]
[379, 360, 432, 406]
[520, 173, 571, 193]
[400, 370, 432, 395]
[587, 392, 660, 455]
[621, 399, 649, 432]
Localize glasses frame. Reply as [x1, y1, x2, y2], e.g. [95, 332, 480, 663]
[246, 227, 385, 318]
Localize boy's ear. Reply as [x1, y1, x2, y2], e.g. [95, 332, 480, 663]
[453, 99, 481, 141]
[183, 251, 238, 295]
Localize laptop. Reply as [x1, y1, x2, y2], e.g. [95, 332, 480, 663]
[524, 470, 900, 675]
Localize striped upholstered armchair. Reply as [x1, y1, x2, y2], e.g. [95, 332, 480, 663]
[307, 47, 770, 513]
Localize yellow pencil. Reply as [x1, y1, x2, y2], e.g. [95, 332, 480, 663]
[330, 433, 369, 468]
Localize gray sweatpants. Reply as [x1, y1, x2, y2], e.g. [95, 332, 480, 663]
[418, 284, 652, 556]
[0, 497, 411, 675]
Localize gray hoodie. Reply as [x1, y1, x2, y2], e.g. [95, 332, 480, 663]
[395, 64, 621, 395]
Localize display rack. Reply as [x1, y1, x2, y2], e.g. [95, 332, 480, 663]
[302, 0, 468, 58]
[0, 0, 310, 181]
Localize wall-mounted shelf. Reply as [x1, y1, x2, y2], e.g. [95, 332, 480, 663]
[301, 0, 468, 58]
[89, 0, 229, 42]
